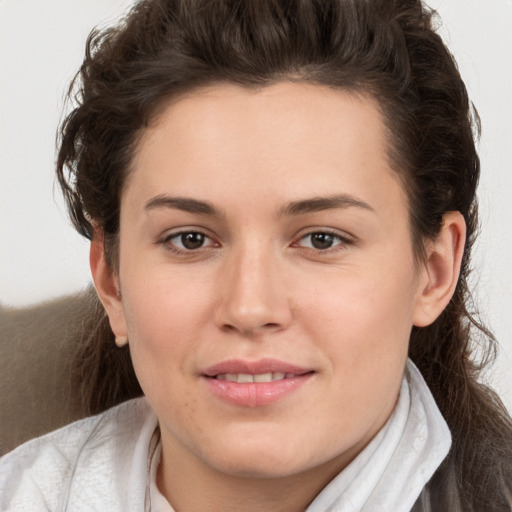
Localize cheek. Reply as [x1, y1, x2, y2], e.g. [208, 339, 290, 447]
[298, 258, 418, 381]
[301, 267, 416, 423]
[303, 262, 416, 336]
[121, 257, 214, 334]
[118, 268, 214, 385]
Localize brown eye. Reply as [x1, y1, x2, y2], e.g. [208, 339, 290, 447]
[310, 233, 335, 249]
[296, 231, 348, 251]
[180, 232, 206, 249]
[164, 231, 214, 251]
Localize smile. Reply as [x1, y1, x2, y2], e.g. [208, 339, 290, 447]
[202, 359, 314, 407]
[214, 372, 296, 383]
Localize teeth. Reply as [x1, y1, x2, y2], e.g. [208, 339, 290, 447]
[215, 372, 291, 383]
[253, 373, 273, 382]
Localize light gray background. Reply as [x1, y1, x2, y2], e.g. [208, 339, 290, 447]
[1, 0, 511, 411]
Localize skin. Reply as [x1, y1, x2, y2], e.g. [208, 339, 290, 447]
[91, 82, 465, 511]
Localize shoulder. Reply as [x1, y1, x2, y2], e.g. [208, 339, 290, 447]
[0, 397, 155, 512]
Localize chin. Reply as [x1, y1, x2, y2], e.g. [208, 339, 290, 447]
[196, 430, 326, 480]
[210, 454, 311, 480]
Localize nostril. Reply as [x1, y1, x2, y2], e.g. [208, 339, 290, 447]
[220, 321, 282, 337]
[214, 274, 293, 335]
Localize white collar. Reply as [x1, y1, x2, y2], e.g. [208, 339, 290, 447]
[306, 359, 451, 512]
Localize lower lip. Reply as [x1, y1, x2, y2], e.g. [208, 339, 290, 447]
[203, 374, 313, 407]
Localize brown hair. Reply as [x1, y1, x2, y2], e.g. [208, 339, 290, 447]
[57, 0, 512, 508]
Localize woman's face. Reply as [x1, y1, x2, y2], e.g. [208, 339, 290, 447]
[108, 82, 430, 480]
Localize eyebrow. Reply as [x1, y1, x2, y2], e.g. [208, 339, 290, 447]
[278, 195, 375, 217]
[145, 195, 224, 218]
[144, 193, 374, 218]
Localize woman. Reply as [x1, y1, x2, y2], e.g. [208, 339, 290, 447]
[1, 0, 511, 510]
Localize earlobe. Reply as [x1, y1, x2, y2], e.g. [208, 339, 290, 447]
[89, 230, 128, 341]
[413, 211, 466, 327]
[114, 335, 129, 348]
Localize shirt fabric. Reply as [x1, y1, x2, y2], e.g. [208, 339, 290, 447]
[0, 359, 451, 512]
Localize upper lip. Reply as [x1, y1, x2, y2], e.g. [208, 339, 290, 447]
[202, 358, 313, 377]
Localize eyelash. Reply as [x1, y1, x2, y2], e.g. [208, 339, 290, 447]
[159, 229, 352, 255]
[293, 230, 352, 253]
[160, 230, 217, 255]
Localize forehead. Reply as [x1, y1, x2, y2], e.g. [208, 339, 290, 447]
[139, 82, 388, 153]
[126, 82, 404, 213]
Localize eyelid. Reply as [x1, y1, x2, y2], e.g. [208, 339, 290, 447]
[159, 228, 220, 253]
[291, 228, 354, 251]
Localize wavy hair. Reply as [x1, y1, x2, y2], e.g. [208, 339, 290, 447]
[56, 0, 512, 509]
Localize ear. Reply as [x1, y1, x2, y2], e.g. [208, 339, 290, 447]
[413, 211, 466, 327]
[90, 230, 128, 346]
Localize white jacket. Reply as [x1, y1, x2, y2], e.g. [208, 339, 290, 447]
[0, 360, 450, 512]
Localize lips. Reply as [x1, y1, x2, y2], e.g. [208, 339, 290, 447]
[202, 359, 314, 407]
[203, 358, 312, 378]
[215, 372, 294, 383]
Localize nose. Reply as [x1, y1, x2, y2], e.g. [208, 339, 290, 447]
[214, 244, 293, 337]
